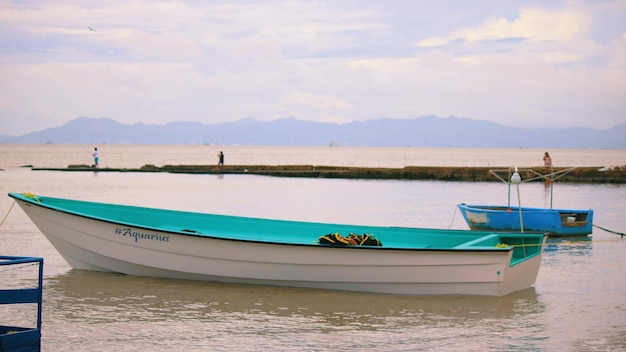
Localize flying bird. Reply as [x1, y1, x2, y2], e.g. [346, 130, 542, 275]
[88, 27, 97, 32]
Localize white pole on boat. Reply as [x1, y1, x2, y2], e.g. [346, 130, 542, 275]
[507, 168, 512, 207]
[511, 167, 523, 233]
[550, 173, 554, 209]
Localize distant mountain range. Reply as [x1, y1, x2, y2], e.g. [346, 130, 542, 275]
[2, 116, 625, 148]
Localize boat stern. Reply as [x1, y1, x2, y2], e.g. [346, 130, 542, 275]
[497, 233, 547, 295]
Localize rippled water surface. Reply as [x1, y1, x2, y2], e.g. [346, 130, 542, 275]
[1, 145, 625, 351]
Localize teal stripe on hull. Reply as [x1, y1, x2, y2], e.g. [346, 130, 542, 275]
[9, 193, 544, 253]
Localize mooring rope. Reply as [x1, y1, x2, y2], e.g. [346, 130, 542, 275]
[593, 224, 625, 238]
[0, 200, 16, 227]
[447, 205, 458, 229]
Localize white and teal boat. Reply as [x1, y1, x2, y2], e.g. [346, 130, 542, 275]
[9, 192, 547, 296]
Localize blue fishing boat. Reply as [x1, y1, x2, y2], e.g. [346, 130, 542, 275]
[9, 192, 547, 296]
[458, 167, 594, 236]
[457, 204, 593, 236]
[0, 255, 43, 352]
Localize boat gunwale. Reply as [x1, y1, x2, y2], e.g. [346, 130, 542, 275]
[457, 203, 593, 213]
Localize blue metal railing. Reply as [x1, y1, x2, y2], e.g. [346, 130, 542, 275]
[0, 255, 43, 352]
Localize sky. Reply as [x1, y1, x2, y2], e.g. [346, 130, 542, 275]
[1, 0, 625, 136]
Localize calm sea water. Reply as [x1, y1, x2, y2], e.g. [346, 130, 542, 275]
[1, 145, 625, 351]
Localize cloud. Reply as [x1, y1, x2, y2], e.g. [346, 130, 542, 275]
[417, 7, 591, 47]
[469, 8, 588, 43]
[279, 91, 353, 117]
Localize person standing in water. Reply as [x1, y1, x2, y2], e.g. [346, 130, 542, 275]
[93, 147, 99, 168]
[217, 151, 224, 168]
[543, 152, 552, 172]
[543, 152, 553, 185]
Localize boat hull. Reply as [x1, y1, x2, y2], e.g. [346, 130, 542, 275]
[458, 203, 594, 236]
[10, 193, 547, 296]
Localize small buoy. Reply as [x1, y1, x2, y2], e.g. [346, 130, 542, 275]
[510, 172, 521, 184]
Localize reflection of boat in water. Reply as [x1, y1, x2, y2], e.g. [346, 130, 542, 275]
[45, 270, 540, 323]
[459, 167, 594, 237]
[544, 236, 593, 256]
[0, 255, 43, 352]
[10, 192, 546, 296]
